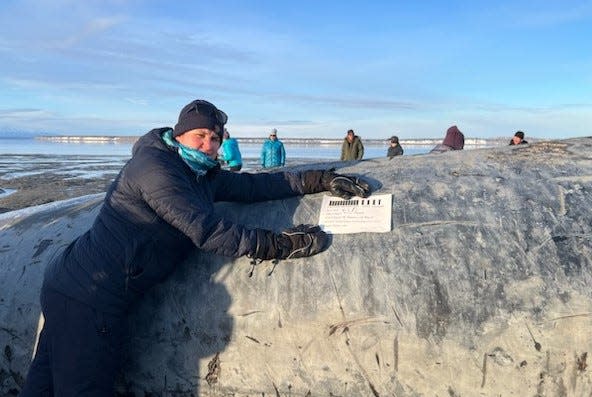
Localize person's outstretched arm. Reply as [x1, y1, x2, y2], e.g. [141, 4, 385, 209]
[213, 169, 372, 203]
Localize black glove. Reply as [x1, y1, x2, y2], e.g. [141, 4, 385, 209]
[321, 171, 372, 200]
[251, 225, 329, 260]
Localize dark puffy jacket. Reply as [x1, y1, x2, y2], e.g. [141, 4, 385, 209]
[43, 128, 325, 314]
[387, 145, 404, 158]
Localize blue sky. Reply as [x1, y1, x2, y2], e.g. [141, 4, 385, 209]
[0, 0, 590, 139]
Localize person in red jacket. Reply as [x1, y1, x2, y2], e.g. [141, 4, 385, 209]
[430, 125, 465, 153]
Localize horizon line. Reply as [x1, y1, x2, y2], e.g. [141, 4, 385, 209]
[28, 135, 523, 143]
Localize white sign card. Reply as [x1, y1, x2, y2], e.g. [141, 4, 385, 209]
[318, 193, 392, 234]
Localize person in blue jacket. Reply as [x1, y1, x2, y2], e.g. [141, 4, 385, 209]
[20, 99, 371, 396]
[219, 128, 243, 171]
[260, 128, 286, 168]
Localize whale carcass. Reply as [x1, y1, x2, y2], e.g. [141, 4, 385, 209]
[1, 137, 592, 396]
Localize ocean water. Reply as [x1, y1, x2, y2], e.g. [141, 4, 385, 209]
[0, 138, 134, 156]
[0, 138, 451, 183]
[0, 137, 432, 159]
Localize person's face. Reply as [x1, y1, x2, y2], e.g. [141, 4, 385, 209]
[270, 134, 277, 141]
[347, 132, 354, 142]
[390, 140, 397, 146]
[512, 136, 522, 145]
[176, 128, 221, 159]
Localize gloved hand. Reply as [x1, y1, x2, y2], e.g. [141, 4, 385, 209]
[251, 225, 329, 260]
[321, 170, 372, 200]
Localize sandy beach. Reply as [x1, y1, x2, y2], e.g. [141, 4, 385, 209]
[0, 151, 359, 213]
[0, 154, 127, 213]
[0, 154, 330, 212]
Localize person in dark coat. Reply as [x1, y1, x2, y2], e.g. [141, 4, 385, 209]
[430, 125, 465, 153]
[20, 99, 372, 396]
[386, 135, 404, 158]
[509, 130, 528, 145]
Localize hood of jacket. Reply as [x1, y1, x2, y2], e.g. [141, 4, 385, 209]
[132, 127, 175, 157]
[442, 125, 465, 150]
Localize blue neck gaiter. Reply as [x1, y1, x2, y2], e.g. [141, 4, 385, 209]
[161, 129, 218, 176]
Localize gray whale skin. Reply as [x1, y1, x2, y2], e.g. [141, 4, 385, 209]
[1, 137, 592, 396]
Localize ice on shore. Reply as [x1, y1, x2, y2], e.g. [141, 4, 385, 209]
[0, 187, 15, 199]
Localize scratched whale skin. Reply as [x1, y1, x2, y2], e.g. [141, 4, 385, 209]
[1, 137, 592, 396]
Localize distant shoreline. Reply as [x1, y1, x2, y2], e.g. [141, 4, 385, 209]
[32, 135, 502, 146]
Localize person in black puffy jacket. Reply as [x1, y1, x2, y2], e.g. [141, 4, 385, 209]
[21, 99, 372, 396]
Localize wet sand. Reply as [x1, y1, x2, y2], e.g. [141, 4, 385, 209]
[0, 154, 329, 213]
[0, 154, 128, 213]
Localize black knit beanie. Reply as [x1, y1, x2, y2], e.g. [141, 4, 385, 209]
[173, 99, 227, 139]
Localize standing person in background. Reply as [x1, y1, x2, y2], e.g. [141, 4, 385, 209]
[509, 130, 528, 145]
[20, 99, 372, 396]
[386, 135, 404, 158]
[341, 129, 364, 161]
[260, 128, 286, 168]
[430, 125, 465, 153]
[219, 128, 243, 171]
